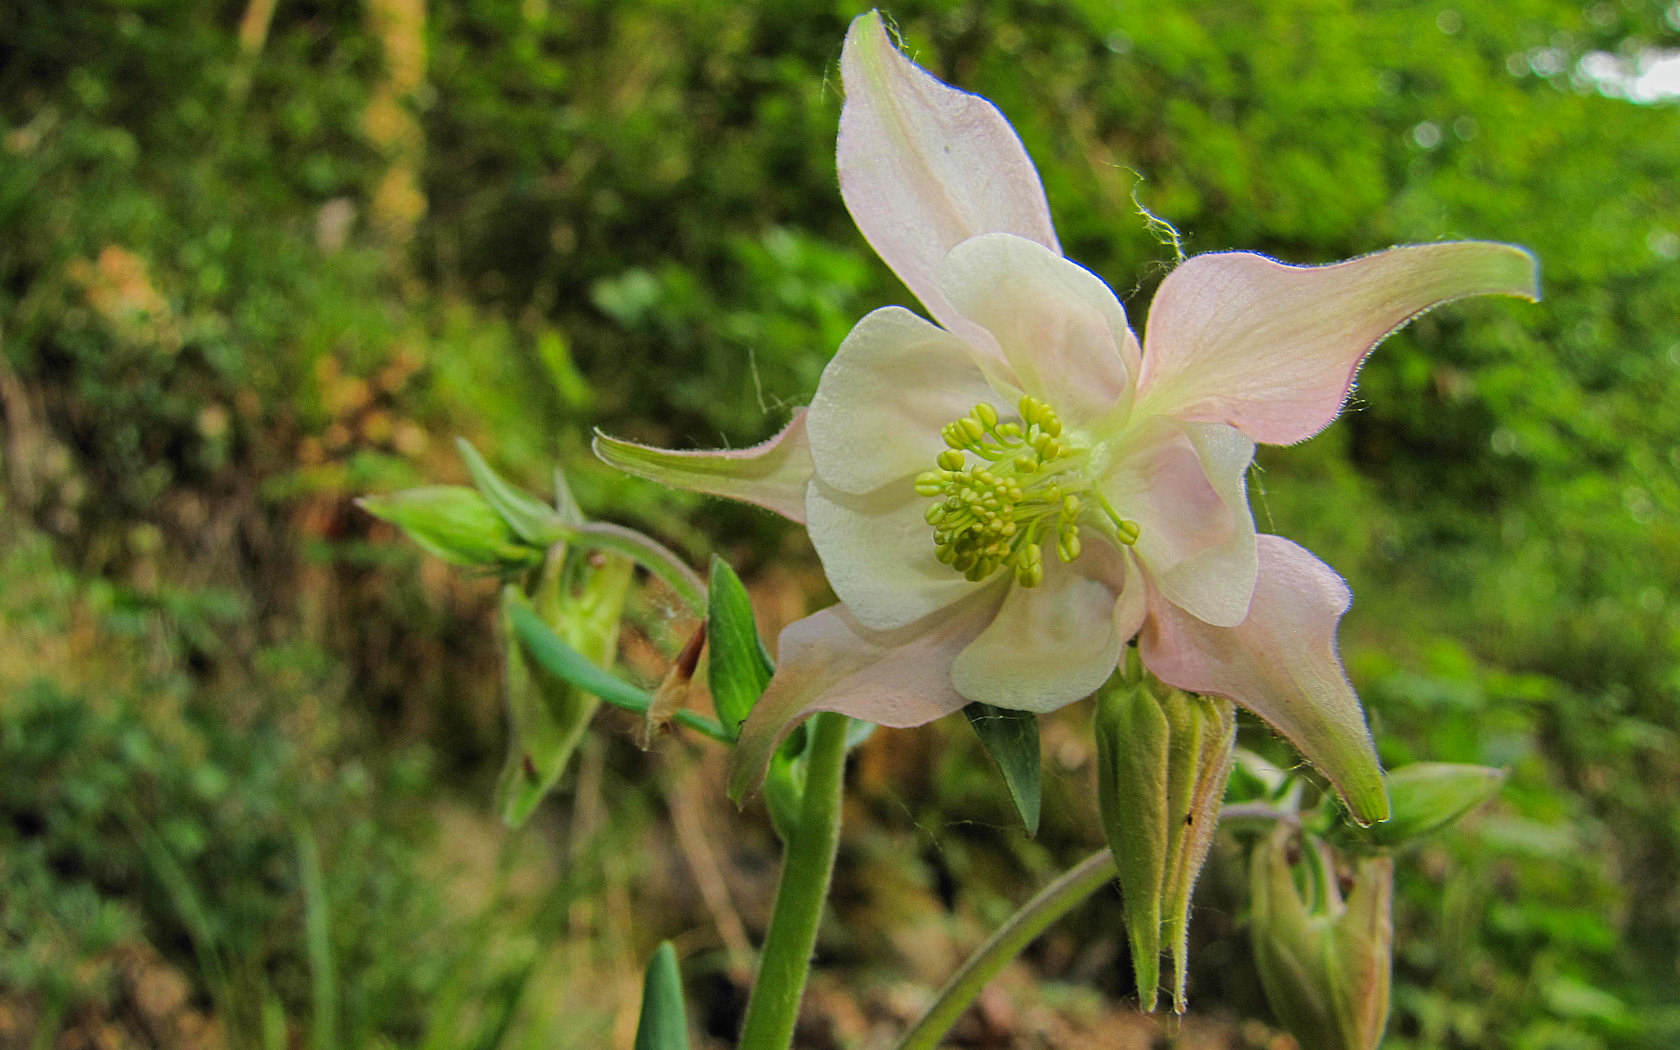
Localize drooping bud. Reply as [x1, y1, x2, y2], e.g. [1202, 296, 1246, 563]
[1250, 826, 1394, 1050]
[358, 485, 541, 569]
[1092, 650, 1236, 1012]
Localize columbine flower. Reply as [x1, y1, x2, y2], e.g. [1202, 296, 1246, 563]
[596, 11, 1537, 822]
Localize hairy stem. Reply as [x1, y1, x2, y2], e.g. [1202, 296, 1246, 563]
[736, 712, 851, 1049]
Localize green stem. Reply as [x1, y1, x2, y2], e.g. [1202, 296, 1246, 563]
[736, 712, 851, 1049]
[897, 850, 1118, 1050]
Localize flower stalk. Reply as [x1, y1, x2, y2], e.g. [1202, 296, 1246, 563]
[735, 712, 851, 1049]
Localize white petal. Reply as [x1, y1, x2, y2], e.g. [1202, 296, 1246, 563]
[950, 557, 1124, 712]
[593, 411, 813, 523]
[1136, 242, 1540, 445]
[1139, 535, 1389, 825]
[728, 594, 1000, 802]
[806, 479, 996, 631]
[1101, 420, 1258, 627]
[808, 307, 1004, 495]
[839, 12, 1060, 343]
[939, 233, 1139, 426]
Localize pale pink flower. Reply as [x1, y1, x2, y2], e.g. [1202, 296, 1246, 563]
[597, 12, 1537, 823]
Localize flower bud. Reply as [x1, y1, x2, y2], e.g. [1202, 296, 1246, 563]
[1093, 653, 1236, 1012]
[1334, 762, 1505, 849]
[359, 485, 540, 569]
[1250, 826, 1393, 1050]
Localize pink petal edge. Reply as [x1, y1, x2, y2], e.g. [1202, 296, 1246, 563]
[1139, 534, 1390, 824]
[839, 11, 1060, 343]
[1136, 241, 1540, 446]
[592, 410, 814, 524]
[727, 591, 1000, 803]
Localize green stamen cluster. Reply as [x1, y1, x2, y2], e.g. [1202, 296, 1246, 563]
[915, 397, 1137, 587]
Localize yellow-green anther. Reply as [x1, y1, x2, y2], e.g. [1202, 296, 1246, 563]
[918, 397, 1136, 589]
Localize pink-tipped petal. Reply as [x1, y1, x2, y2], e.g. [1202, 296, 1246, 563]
[728, 593, 999, 802]
[808, 307, 1003, 495]
[593, 411, 814, 523]
[1103, 421, 1258, 627]
[1136, 242, 1541, 445]
[950, 557, 1125, 712]
[1139, 535, 1389, 825]
[839, 12, 1060, 342]
[807, 480, 993, 631]
[939, 234, 1139, 425]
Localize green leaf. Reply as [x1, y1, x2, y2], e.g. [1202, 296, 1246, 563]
[963, 702, 1041, 836]
[456, 438, 570, 546]
[633, 942, 691, 1050]
[706, 556, 774, 738]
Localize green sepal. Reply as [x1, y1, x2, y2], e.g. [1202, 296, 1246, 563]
[1330, 762, 1505, 850]
[963, 702, 1041, 836]
[1093, 654, 1236, 1012]
[1093, 668, 1170, 1011]
[357, 486, 540, 570]
[493, 552, 633, 827]
[456, 438, 573, 546]
[633, 941, 691, 1050]
[705, 556, 774, 739]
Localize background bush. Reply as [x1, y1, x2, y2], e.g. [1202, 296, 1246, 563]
[1, 1, 1676, 1047]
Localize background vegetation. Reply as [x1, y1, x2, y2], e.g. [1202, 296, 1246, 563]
[1, 0, 1676, 1047]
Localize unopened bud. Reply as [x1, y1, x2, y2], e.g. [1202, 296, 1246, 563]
[359, 486, 539, 569]
[1093, 651, 1236, 1012]
[1334, 762, 1505, 849]
[1250, 826, 1394, 1050]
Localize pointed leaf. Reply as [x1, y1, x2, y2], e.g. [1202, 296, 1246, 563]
[633, 942, 691, 1050]
[706, 557, 775, 739]
[963, 702, 1041, 835]
[593, 410, 813, 523]
[456, 438, 569, 546]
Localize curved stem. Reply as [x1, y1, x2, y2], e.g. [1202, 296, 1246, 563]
[736, 712, 851, 1049]
[896, 849, 1119, 1050]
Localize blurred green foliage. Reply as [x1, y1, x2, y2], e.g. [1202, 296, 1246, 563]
[2, 0, 1678, 1047]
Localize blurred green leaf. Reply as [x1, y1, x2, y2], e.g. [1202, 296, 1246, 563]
[358, 486, 540, 570]
[455, 438, 572, 545]
[633, 942, 690, 1050]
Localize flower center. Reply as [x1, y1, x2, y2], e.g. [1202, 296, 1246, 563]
[915, 396, 1139, 587]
